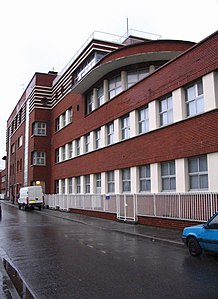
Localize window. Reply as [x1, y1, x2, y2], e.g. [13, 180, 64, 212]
[138, 106, 149, 134]
[188, 155, 208, 190]
[85, 175, 90, 193]
[32, 152, 46, 166]
[85, 134, 90, 153]
[161, 161, 176, 191]
[86, 92, 93, 114]
[55, 180, 59, 194]
[11, 143, 15, 153]
[107, 171, 115, 193]
[68, 178, 73, 194]
[55, 118, 60, 132]
[62, 112, 66, 127]
[55, 149, 60, 163]
[96, 173, 101, 194]
[107, 122, 114, 145]
[62, 146, 66, 161]
[159, 95, 173, 126]
[69, 142, 73, 159]
[121, 115, 130, 140]
[33, 122, 47, 136]
[68, 108, 73, 123]
[122, 168, 131, 192]
[95, 129, 101, 149]
[76, 139, 80, 156]
[139, 165, 151, 192]
[97, 84, 104, 107]
[185, 80, 204, 117]
[61, 179, 65, 194]
[76, 177, 81, 193]
[127, 69, 149, 88]
[18, 135, 23, 147]
[108, 75, 122, 99]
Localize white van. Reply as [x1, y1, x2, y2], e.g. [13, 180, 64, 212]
[18, 186, 44, 210]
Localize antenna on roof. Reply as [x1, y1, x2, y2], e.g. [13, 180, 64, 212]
[126, 17, 129, 36]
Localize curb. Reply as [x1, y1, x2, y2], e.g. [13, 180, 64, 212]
[0, 259, 21, 299]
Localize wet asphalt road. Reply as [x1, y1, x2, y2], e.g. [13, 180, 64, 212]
[0, 203, 218, 299]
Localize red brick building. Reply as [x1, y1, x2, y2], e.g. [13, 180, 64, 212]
[5, 30, 218, 224]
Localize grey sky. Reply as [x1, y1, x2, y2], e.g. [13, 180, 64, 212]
[0, 0, 218, 169]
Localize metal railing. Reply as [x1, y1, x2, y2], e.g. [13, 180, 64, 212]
[44, 192, 218, 222]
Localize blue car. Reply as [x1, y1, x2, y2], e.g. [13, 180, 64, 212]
[182, 212, 218, 256]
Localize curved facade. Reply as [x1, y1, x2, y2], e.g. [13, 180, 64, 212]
[5, 30, 218, 223]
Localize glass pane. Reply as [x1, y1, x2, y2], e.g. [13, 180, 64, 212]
[161, 163, 168, 176]
[199, 156, 207, 171]
[187, 101, 196, 116]
[200, 174, 208, 189]
[197, 80, 203, 95]
[169, 161, 175, 175]
[190, 175, 198, 189]
[196, 97, 204, 113]
[160, 99, 167, 112]
[170, 178, 176, 190]
[186, 85, 196, 101]
[162, 178, 170, 190]
[189, 158, 198, 173]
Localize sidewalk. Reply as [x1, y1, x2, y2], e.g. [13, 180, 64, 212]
[40, 207, 184, 246]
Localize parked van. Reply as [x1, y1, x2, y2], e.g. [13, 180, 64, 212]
[18, 186, 44, 210]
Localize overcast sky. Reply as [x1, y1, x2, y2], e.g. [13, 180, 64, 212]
[0, 0, 218, 169]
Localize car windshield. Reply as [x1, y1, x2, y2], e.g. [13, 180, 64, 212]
[208, 214, 218, 228]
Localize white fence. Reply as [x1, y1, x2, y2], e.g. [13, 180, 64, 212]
[44, 192, 218, 222]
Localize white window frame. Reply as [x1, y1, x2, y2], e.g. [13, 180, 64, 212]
[33, 122, 47, 136]
[139, 165, 151, 192]
[159, 95, 173, 126]
[188, 155, 208, 191]
[161, 161, 176, 192]
[32, 151, 46, 166]
[121, 115, 130, 140]
[122, 168, 131, 193]
[138, 106, 149, 134]
[185, 79, 204, 117]
[107, 171, 115, 193]
[108, 75, 122, 99]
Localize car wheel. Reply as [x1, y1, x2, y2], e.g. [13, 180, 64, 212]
[188, 237, 202, 256]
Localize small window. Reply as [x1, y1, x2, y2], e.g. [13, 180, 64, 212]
[96, 173, 101, 194]
[139, 165, 151, 192]
[188, 155, 208, 190]
[108, 75, 122, 99]
[76, 177, 81, 193]
[121, 115, 130, 140]
[32, 151, 46, 166]
[85, 134, 90, 153]
[138, 106, 149, 134]
[86, 91, 93, 114]
[107, 122, 114, 145]
[159, 95, 173, 126]
[76, 139, 80, 156]
[122, 168, 131, 192]
[18, 135, 23, 147]
[55, 118, 60, 132]
[97, 84, 104, 107]
[55, 180, 59, 194]
[61, 179, 65, 194]
[95, 129, 101, 149]
[127, 69, 149, 88]
[55, 149, 60, 163]
[185, 79, 204, 117]
[85, 175, 90, 193]
[161, 161, 176, 191]
[107, 171, 115, 193]
[68, 178, 73, 194]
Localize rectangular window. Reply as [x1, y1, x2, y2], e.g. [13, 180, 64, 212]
[55, 149, 60, 163]
[185, 79, 204, 117]
[122, 168, 131, 192]
[121, 115, 130, 140]
[62, 146, 66, 161]
[109, 75, 122, 99]
[188, 155, 208, 190]
[33, 122, 47, 136]
[138, 106, 149, 134]
[69, 142, 73, 158]
[85, 175, 90, 193]
[18, 135, 23, 147]
[97, 84, 104, 107]
[55, 118, 60, 132]
[55, 180, 59, 194]
[76, 177, 81, 193]
[32, 152, 46, 166]
[107, 122, 114, 145]
[159, 95, 173, 126]
[95, 129, 101, 149]
[107, 171, 115, 193]
[68, 178, 73, 194]
[86, 92, 93, 114]
[76, 139, 80, 156]
[161, 161, 176, 191]
[96, 173, 101, 194]
[139, 165, 151, 192]
[127, 69, 149, 88]
[85, 134, 90, 153]
[62, 112, 66, 127]
[68, 108, 73, 123]
[61, 179, 65, 194]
